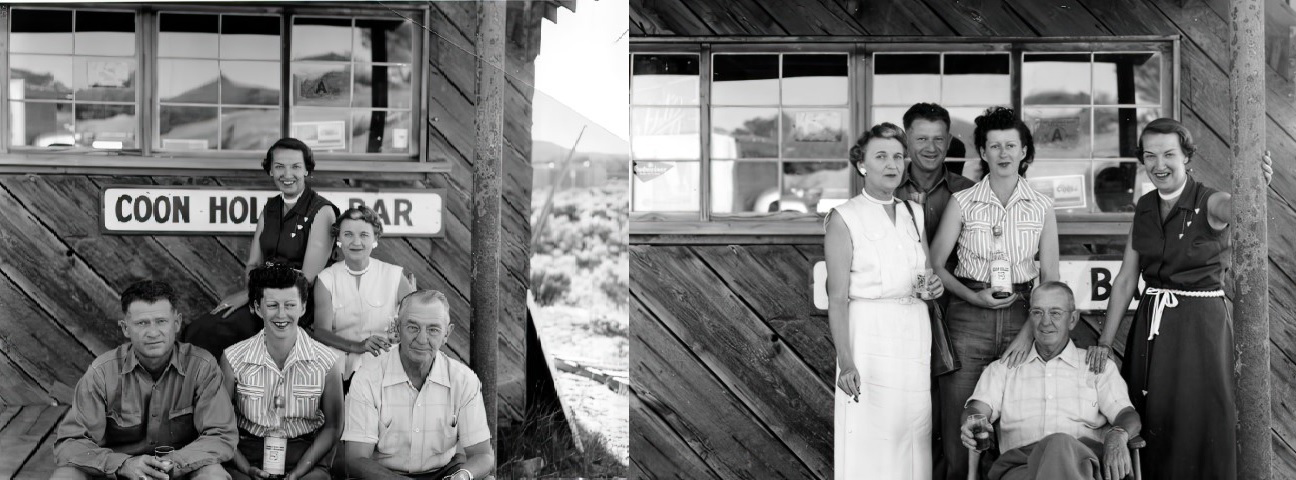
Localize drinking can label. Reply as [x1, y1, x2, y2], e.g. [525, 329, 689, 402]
[263, 436, 287, 475]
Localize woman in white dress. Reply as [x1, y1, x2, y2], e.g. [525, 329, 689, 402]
[310, 206, 414, 391]
[826, 123, 944, 480]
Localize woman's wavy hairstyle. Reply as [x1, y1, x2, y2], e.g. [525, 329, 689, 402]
[262, 137, 316, 174]
[974, 107, 1035, 177]
[248, 265, 309, 305]
[331, 205, 385, 239]
[848, 122, 907, 177]
[1137, 118, 1197, 164]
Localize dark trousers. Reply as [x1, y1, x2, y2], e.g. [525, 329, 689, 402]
[225, 429, 331, 479]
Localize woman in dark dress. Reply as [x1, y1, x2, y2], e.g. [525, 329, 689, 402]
[183, 138, 339, 360]
[1086, 118, 1272, 480]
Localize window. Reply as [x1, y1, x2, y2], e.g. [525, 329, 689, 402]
[3, 5, 427, 168]
[629, 40, 1175, 228]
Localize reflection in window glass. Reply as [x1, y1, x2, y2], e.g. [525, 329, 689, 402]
[9, 55, 75, 101]
[712, 54, 778, 105]
[632, 54, 700, 105]
[221, 15, 281, 61]
[160, 106, 219, 150]
[292, 17, 353, 61]
[221, 61, 281, 105]
[75, 11, 136, 56]
[291, 107, 351, 153]
[221, 108, 281, 150]
[1093, 160, 1141, 213]
[631, 107, 699, 160]
[1023, 54, 1091, 105]
[349, 110, 412, 153]
[943, 54, 1010, 106]
[75, 104, 136, 149]
[74, 57, 136, 102]
[711, 160, 778, 213]
[946, 107, 985, 160]
[8, 101, 74, 147]
[633, 161, 699, 212]
[1093, 108, 1160, 158]
[1093, 53, 1160, 105]
[1025, 159, 1092, 212]
[293, 63, 352, 107]
[711, 107, 778, 159]
[158, 59, 218, 103]
[1024, 107, 1092, 159]
[355, 19, 414, 63]
[782, 54, 848, 106]
[783, 108, 848, 159]
[873, 54, 940, 106]
[354, 65, 413, 109]
[783, 161, 850, 214]
[159, 13, 219, 58]
[11, 9, 73, 54]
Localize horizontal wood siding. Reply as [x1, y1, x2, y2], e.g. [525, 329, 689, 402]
[630, 0, 1296, 477]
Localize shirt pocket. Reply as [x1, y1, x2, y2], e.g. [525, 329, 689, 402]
[166, 406, 198, 442]
[105, 403, 144, 445]
[426, 400, 459, 455]
[1076, 378, 1103, 428]
[234, 383, 265, 418]
[1014, 218, 1044, 254]
[291, 384, 325, 417]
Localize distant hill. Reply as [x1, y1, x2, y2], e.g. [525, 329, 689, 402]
[531, 140, 627, 166]
[532, 140, 628, 187]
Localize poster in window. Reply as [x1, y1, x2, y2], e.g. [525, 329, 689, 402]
[1032, 117, 1082, 151]
[1027, 174, 1087, 210]
[793, 110, 843, 143]
[291, 120, 346, 151]
[87, 61, 130, 88]
[633, 161, 674, 182]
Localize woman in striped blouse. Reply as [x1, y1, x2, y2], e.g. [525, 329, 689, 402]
[220, 265, 345, 480]
[927, 106, 1059, 480]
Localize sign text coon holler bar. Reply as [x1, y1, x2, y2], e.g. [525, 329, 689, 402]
[101, 187, 445, 237]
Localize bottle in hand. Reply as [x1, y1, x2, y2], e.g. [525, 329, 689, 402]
[989, 227, 1012, 299]
[263, 395, 288, 479]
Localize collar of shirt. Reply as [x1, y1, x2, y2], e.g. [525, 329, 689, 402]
[244, 327, 328, 370]
[119, 342, 187, 378]
[900, 163, 953, 194]
[282, 186, 319, 219]
[1137, 175, 1201, 219]
[380, 346, 451, 390]
[1025, 340, 1084, 369]
[965, 176, 1045, 209]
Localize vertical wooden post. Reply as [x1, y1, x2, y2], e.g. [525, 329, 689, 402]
[471, 0, 506, 447]
[1230, 0, 1270, 478]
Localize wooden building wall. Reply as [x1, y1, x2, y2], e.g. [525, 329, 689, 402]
[0, 1, 548, 428]
[629, 0, 1296, 477]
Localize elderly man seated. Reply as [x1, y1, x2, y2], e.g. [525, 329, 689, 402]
[342, 290, 495, 480]
[960, 281, 1142, 480]
[53, 280, 237, 480]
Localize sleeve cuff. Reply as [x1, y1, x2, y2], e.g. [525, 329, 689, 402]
[459, 428, 491, 448]
[168, 450, 219, 477]
[105, 453, 132, 479]
[340, 432, 379, 444]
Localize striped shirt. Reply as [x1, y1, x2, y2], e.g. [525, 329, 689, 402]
[225, 328, 340, 439]
[968, 341, 1133, 452]
[951, 178, 1052, 283]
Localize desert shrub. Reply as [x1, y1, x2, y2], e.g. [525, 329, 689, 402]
[531, 254, 574, 307]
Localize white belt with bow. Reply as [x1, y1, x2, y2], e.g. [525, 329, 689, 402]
[1144, 287, 1225, 340]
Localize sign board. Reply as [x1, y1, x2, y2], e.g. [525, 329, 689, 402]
[101, 186, 444, 237]
[811, 258, 1143, 311]
[1028, 174, 1087, 210]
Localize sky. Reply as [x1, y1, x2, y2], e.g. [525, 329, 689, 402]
[532, 0, 629, 155]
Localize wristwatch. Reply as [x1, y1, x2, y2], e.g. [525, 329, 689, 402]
[445, 468, 473, 480]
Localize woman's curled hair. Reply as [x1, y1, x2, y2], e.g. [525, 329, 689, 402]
[974, 106, 1035, 177]
[849, 122, 908, 176]
[331, 205, 385, 239]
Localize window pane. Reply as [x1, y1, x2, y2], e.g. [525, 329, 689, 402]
[631, 54, 699, 105]
[633, 161, 699, 212]
[782, 54, 848, 106]
[222, 61, 280, 105]
[291, 107, 350, 152]
[1093, 160, 1141, 213]
[349, 109, 412, 153]
[1023, 54, 1091, 105]
[9, 101, 74, 147]
[222, 107, 281, 150]
[1094, 107, 1160, 158]
[711, 107, 778, 159]
[1094, 53, 1160, 105]
[783, 161, 850, 215]
[1024, 107, 1092, 158]
[943, 54, 1010, 106]
[293, 63, 352, 107]
[74, 58, 136, 102]
[947, 107, 991, 161]
[74, 11, 135, 56]
[1025, 160, 1091, 212]
[355, 19, 413, 63]
[159, 106, 218, 150]
[9, 55, 74, 101]
[873, 54, 940, 106]
[222, 15, 281, 60]
[711, 160, 778, 213]
[75, 103, 136, 149]
[11, 9, 73, 54]
[159, 13, 218, 58]
[712, 54, 778, 105]
[159, 59, 218, 103]
[783, 108, 848, 159]
[293, 17, 352, 61]
[354, 64, 413, 109]
[631, 107, 699, 160]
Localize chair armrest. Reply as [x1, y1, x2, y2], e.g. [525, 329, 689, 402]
[1128, 435, 1146, 450]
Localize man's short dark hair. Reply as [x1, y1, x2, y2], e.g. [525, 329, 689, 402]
[1033, 281, 1076, 311]
[121, 280, 180, 314]
[248, 265, 309, 305]
[902, 102, 951, 131]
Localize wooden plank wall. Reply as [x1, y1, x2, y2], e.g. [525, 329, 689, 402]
[629, 0, 1296, 478]
[0, 1, 546, 429]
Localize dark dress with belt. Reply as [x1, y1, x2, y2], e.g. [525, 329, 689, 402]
[1122, 176, 1235, 480]
[182, 186, 338, 360]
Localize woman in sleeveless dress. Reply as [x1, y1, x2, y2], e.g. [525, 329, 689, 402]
[1086, 118, 1273, 480]
[826, 123, 944, 480]
[184, 138, 339, 360]
[311, 206, 414, 392]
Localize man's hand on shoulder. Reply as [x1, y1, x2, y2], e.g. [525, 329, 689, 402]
[117, 455, 170, 480]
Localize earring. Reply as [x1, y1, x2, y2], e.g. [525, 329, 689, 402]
[373, 241, 379, 248]
[336, 242, 342, 248]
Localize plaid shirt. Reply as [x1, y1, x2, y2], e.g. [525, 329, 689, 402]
[968, 340, 1133, 452]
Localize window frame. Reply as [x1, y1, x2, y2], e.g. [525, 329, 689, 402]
[629, 36, 1180, 237]
[0, 3, 439, 174]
